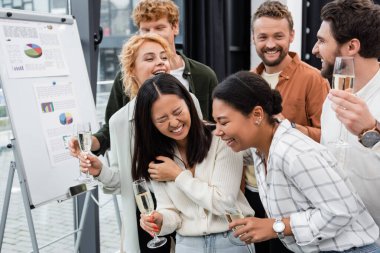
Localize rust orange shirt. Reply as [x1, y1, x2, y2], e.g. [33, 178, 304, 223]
[252, 52, 330, 142]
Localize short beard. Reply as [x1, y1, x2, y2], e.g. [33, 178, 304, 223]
[258, 47, 288, 67]
[321, 48, 342, 79]
[321, 61, 334, 79]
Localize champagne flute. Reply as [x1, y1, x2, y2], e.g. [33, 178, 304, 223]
[224, 196, 254, 253]
[132, 179, 167, 249]
[76, 122, 93, 182]
[331, 56, 355, 147]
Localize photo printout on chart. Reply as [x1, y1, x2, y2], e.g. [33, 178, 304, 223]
[33, 80, 78, 167]
[0, 19, 69, 78]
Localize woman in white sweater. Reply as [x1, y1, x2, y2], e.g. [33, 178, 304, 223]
[73, 33, 176, 253]
[134, 73, 255, 253]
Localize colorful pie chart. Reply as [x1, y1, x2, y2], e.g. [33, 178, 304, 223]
[24, 43, 43, 58]
[59, 112, 73, 125]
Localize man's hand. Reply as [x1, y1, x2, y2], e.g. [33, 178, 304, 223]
[328, 89, 376, 135]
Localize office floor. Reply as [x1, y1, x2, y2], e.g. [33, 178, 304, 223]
[0, 149, 120, 253]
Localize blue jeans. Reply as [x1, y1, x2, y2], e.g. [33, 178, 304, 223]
[175, 231, 255, 253]
[322, 243, 380, 253]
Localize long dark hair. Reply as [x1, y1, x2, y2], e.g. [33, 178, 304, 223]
[212, 71, 282, 123]
[132, 73, 212, 180]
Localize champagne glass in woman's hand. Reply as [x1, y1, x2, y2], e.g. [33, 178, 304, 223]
[331, 56, 355, 147]
[133, 179, 167, 249]
[76, 122, 93, 182]
[224, 195, 254, 253]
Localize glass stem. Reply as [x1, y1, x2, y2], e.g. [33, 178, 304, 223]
[338, 122, 345, 143]
[152, 233, 161, 242]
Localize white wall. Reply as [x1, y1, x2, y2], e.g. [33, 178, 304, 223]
[250, 0, 303, 68]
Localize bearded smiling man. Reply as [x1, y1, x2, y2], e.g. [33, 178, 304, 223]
[246, 1, 330, 253]
[313, 0, 380, 246]
[251, 1, 330, 143]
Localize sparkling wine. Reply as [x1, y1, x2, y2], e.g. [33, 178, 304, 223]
[135, 191, 154, 215]
[225, 210, 244, 231]
[225, 212, 244, 223]
[78, 131, 92, 152]
[332, 74, 354, 91]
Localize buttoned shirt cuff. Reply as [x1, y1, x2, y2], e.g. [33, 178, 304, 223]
[290, 211, 322, 246]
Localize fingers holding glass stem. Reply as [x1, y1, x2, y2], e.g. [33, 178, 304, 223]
[133, 179, 167, 248]
[78, 152, 102, 177]
[76, 122, 93, 182]
[140, 211, 163, 236]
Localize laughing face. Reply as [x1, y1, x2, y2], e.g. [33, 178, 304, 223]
[212, 99, 257, 152]
[151, 94, 191, 146]
[252, 16, 294, 68]
[312, 21, 341, 78]
[133, 41, 170, 87]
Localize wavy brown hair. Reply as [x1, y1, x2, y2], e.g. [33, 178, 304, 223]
[252, 1, 294, 33]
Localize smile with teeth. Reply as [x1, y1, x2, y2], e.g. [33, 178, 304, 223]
[171, 124, 184, 133]
[265, 50, 279, 54]
[153, 70, 166, 75]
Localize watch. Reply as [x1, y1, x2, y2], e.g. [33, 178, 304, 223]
[272, 218, 285, 239]
[359, 120, 380, 148]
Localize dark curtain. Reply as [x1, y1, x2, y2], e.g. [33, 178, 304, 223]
[302, 0, 332, 69]
[183, 0, 229, 81]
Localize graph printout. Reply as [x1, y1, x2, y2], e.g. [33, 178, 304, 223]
[0, 19, 69, 78]
[33, 80, 79, 166]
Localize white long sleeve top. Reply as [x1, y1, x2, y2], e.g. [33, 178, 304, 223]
[152, 135, 255, 236]
[96, 93, 203, 253]
[321, 68, 380, 245]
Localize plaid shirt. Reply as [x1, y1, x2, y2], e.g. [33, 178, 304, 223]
[253, 120, 379, 253]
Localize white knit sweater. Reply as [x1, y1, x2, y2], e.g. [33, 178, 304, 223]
[153, 135, 255, 236]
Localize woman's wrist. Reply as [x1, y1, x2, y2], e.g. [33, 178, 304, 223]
[93, 163, 103, 177]
[91, 136, 100, 151]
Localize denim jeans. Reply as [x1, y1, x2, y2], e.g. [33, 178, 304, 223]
[321, 243, 380, 253]
[175, 230, 255, 253]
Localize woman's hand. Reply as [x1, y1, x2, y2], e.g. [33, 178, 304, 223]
[69, 137, 80, 158]
[69, 136, 101, 157]
[148, 156, 182, 181]
[78, 153, 103, 177]
[229, 217, 277, 243]
[140, 211, 163, 236]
